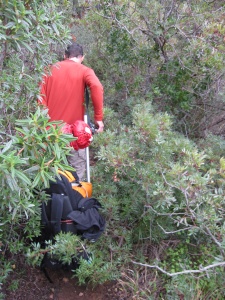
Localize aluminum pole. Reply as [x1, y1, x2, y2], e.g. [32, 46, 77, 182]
[84, 114, 91, 182]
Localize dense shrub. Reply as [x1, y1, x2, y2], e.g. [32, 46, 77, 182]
[91, 102, 225, 298]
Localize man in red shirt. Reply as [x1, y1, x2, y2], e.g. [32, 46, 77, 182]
[39, 42, 104, 180]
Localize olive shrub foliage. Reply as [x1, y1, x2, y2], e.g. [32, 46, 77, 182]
[91, 102, 225, 299]
[79, 2, 225, 295]
[0, 108, 76, 288]
[0, 0, 73, 293]
[81, 0, 225, 137]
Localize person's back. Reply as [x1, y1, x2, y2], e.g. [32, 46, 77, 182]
[38, 42, 104, 180]
[40, 53, 103, 126]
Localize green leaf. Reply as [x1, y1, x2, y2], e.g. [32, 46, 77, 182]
[54, 143, 61, 159]
[5, 174, 17, 191]
[12, 207, 19, 220]
[52, 23, 59, 36]
[1, 140, 13, 154]
[14, 169, 31, 185]
[32, 172, 41, 188]
[220, 157, 225, 170]
[4, 22, 16, 29]
[24, 165, 40, 173]
[20, 40, 34, 53]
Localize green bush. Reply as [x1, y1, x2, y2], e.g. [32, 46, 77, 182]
[0, 108, 75, 287]
[91, 101, 225, 298]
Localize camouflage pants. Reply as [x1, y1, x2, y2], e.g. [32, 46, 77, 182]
[67, 148, 86, 181]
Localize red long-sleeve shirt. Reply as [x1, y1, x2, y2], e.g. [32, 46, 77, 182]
[39, 60, 103, 124]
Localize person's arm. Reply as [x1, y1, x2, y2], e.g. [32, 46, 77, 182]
[84, 68, 104, 131]
[37, 75, 48, 106]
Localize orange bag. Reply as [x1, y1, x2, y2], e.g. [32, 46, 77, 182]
[58, 170, 92, 198]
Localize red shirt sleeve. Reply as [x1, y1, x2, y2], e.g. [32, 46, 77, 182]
[84, 68, 104, 121]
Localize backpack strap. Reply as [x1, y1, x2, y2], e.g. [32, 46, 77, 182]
[50, 193, 64, 235]
[41, 201, 50, 228]
[58, 170, 80, 183]
[70, 170, 80, 183]
[60, 173, 83, 210]
[41, 195, 54, 241]
[61, 195, 73, 219]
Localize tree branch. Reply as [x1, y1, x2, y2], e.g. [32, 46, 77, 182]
[157, 222, 197, 234]
[132, 260, 225, 277]
[203, 226, 225, 257]
[144, 205, 185, 216]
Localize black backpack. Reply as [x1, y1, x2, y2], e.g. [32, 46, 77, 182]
[40, 171, 106, 281]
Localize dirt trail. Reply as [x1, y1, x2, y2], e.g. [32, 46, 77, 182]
[3, 266, 124, 300]
[44, 268, 120, 300]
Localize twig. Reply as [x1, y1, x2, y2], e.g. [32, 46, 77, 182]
[165, 0, 175, 20]
[203, 226, 225, 257]
[157, 223, 197, 234]
[144, 205, 185, 216]
[132, 261, 225, 277]
[17, 147, 25, 156]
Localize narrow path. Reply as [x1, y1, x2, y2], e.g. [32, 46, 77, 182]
[3, 266, 123, 300]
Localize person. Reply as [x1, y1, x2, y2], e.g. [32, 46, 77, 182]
[38, 42, 104, 180]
